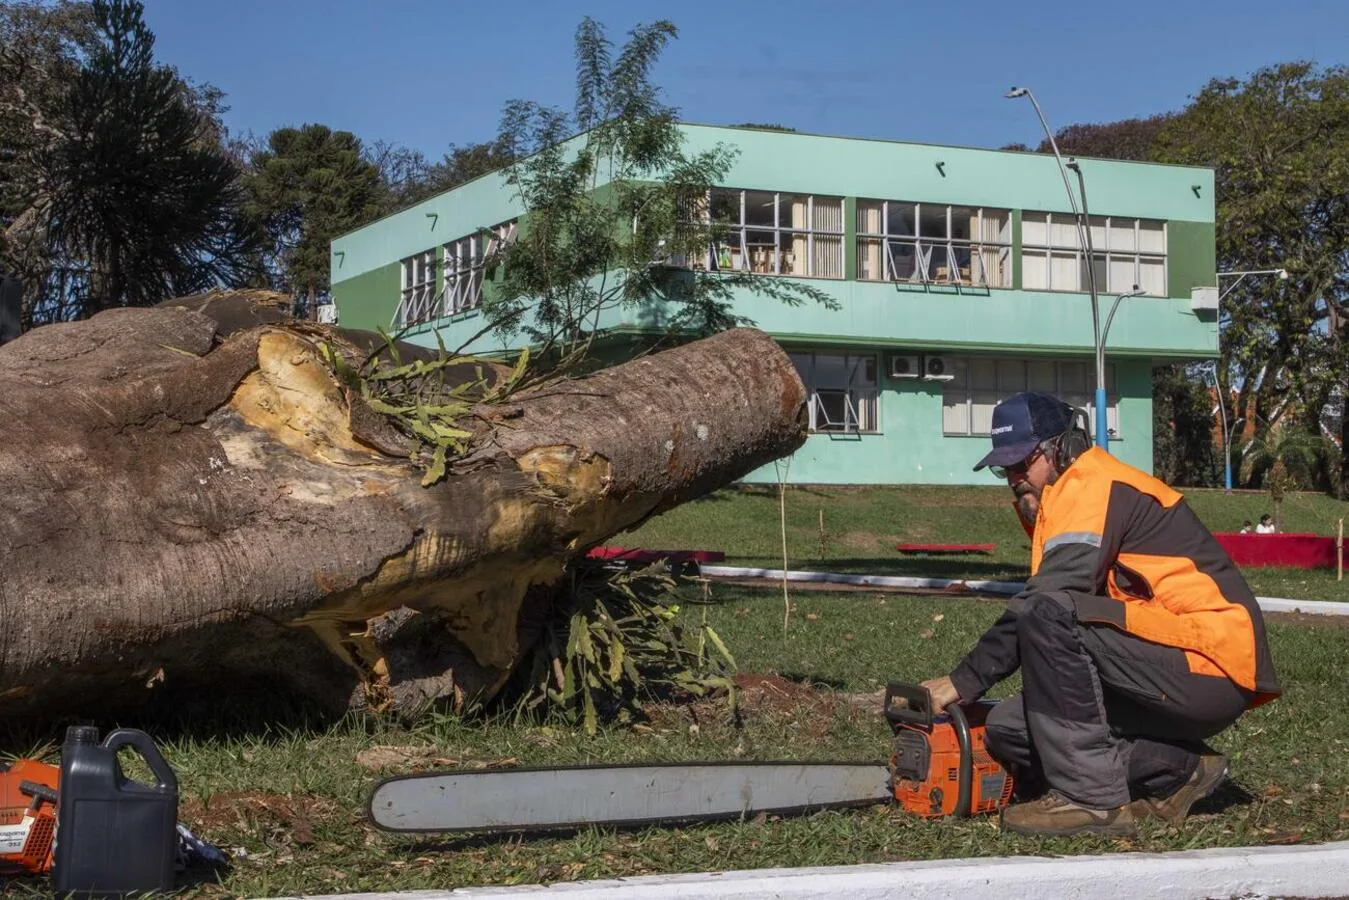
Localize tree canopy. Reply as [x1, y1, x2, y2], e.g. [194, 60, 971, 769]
[242, 123, 387, 310]
[1, 0, 259, 323]
[1151, 62, 1349, 495]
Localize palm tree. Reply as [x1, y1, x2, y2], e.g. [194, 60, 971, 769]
[1238, 426, 1335, 530]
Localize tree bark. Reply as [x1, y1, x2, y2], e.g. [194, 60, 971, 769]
[0, 290, 807, 719]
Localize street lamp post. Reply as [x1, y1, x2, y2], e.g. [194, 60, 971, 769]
[1006, 87, 1108, 450]
[1067, 159, 1106, 448]
[1210, 267, 1289, 492]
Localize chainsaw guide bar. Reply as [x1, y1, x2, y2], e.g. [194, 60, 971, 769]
[367, 760, 893, 834]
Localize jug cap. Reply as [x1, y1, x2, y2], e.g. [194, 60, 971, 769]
[64, 726, 100, 744]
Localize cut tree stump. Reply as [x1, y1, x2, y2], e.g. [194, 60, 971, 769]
[0, 290, 807, 719]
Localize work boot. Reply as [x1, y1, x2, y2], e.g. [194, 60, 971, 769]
[1130, 753, 1229, 825]
[1000, 790, 1137, 838]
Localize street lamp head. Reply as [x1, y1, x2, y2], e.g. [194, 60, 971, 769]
[1005, 87, 1028, 98]
[1277, 268, 1289, 280]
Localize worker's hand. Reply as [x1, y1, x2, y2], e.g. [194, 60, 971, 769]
[920, 676, 961, 710]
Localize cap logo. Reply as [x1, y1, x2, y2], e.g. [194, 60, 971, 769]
[990, 425, 1014, 435]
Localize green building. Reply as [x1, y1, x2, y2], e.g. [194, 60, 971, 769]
[330, 124, 1218, 485]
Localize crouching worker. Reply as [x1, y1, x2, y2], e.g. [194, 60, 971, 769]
[922, 392, 1280, 837]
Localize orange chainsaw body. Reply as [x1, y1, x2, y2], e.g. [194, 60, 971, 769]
[0, 759, 60, 876]
[885, 683, 1015, 818]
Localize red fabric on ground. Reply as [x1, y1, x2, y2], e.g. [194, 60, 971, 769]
[1213, 532, 1339, 568]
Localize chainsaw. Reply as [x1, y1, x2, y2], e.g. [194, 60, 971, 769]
[0, 758, 60, 875]
[367, 682, 1014, 834]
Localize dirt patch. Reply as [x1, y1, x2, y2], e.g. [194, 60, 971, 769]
[1265, 610, 1349, 629]
[181, 792, 341, 845]
[646, 671, 877, 743]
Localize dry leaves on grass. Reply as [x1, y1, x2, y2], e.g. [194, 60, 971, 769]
[354, 745, 520, 772]
[354, 745, 458, 771]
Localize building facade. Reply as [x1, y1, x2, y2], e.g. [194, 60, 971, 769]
[330, 125, 1218, 485]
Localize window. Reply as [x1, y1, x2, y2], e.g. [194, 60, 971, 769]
[1022, 213, 1166, 296]
[790, 351, 879, 433]
[857, 201, 1011, 287]
[393, 221, 517, 329]
[445, 221, 517, 316]
[696, 189, 844, 278]
[941, 357, 1119, 438]
[394, 249, 437, 327]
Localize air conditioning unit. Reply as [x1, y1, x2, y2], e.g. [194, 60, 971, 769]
[1191, 285, 1219, 312]
[923, 355, 955, 381]
[889, 354, 921, 379]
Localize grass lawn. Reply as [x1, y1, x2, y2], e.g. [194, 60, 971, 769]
[1, 483, 1343, 897]
[3, 584, 1344, 898]
[621, 483, 1349, 602]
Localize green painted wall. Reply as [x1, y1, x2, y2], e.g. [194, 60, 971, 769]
[416, 276, 1215, 361]
[331, 261, 400, 333]
[678, 124, 1213, 225]
[736, 357, 1156, 485]
[1167, 220, 1218, 300]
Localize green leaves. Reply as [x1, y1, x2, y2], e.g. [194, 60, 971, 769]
[317, 330, 531, 487]
[512, 561, 738, 735]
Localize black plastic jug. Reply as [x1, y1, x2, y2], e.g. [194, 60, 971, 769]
[52, 726, 178, 898]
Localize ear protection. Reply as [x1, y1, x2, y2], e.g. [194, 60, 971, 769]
[1049, 404, 1093, 471]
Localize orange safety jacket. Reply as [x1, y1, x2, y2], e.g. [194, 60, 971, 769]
[954, 447, 1280, 707]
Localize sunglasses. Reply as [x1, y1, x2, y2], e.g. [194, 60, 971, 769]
[990, 448, 1042, 480]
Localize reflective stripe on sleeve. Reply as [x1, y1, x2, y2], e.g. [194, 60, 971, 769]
[1043, 531, 1103, 554]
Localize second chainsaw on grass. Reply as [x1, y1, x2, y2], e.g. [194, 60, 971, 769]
[366, 681, 1015, 834]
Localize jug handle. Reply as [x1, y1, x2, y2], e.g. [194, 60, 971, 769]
[101, 728, 178, 792]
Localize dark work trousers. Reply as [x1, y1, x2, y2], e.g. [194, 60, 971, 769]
[984, 591, 1252, 810]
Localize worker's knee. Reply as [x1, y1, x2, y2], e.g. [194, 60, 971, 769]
[983, 695, 1026, 761]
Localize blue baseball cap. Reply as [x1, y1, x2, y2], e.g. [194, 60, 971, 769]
[973, 392, 1077, 471]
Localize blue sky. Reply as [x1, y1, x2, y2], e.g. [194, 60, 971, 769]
[143, 0, 1348, 157]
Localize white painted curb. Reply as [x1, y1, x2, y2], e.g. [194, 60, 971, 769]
[700, 565, 1349, 617]
[272, 839, 1349, 900]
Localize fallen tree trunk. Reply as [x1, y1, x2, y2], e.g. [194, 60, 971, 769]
[0, 291, 807, 718]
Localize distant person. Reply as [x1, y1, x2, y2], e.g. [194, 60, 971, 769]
[1239, 520, 1254, 534]
[1255, 515, 1277, 534]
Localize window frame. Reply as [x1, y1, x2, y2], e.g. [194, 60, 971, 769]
[940, 356, 1121, 440]
[856, 200, 1012, 288]
[789, 350, 881, 434]
[395, 249, 437, 328]
[393, 221, 517, 329]
[696, 189, 846, 280]
[1021, 212, 1167, 296]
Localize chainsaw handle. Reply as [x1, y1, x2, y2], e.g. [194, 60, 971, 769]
[883, 682, 933, 728]
[19, 779, 58, 812]
[947, 704, 974, 819]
